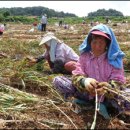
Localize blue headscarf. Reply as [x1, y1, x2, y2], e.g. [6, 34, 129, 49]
[79, 24, 125, 69]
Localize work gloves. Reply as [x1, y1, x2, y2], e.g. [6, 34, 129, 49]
[84, 78, 98, 95]
[82, 78, 111, 95]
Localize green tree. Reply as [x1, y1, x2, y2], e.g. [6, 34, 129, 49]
[3, 11, 10, 17]
[88, 9, 124, 17]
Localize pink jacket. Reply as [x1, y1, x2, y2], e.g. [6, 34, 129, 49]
[72, 51, 126, 84]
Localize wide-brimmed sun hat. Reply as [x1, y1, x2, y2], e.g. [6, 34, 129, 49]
[39, 32, 57, 46]
[91, 30, 111, 40]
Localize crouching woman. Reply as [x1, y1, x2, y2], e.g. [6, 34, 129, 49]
[28, 32, 79, 74]
[53, 24, 130, 119]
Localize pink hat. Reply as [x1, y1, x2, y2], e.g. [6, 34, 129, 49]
[91, 30, 111, 40]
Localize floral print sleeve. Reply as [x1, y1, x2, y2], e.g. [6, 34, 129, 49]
[105, 80, 125, 98]
[72, 75, 87, 92]
[109, 80, 125, 90]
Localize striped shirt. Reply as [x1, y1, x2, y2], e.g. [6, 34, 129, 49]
[72, 51, 126, 84]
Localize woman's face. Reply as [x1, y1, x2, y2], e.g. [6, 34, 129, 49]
[90, 35, 107, 57]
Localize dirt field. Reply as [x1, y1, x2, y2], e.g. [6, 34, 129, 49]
[0, 22, 130, 129]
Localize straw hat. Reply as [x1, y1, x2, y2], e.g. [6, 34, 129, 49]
[39, 32, 57, 46]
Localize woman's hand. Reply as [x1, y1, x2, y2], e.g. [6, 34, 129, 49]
[84, 79, 111, 96]
[84, 78, 99, 94]
[26, 56, 37, 66]
[29, 58, 37, 66]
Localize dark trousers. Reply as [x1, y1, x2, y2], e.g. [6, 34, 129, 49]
[41, 24, 46, 31]
[47, 59, 70, 74]
[59, 21, 62, 26]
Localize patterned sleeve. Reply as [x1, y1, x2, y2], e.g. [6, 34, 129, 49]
[72, 75, 87, 92]
[105, 80, 126, 98]
[109, 80, 125, 90]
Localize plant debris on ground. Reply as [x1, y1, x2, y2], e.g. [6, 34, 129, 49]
[0, 22, 130, 129]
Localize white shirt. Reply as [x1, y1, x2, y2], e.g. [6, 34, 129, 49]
[43, 42, 79, 63]
[41, 16, 47, 24]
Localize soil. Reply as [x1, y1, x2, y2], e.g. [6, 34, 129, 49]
[0, 22, 130, 129]
[1, 75, 130, 129]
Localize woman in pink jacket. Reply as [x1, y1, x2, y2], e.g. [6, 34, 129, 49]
[53, 24, 130, 119]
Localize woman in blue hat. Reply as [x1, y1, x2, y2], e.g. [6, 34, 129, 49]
[53, 24, 130, 119]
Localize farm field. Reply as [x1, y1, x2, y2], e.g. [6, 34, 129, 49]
[0, 22, 130, 129]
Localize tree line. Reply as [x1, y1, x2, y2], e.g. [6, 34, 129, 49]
[0, 7, 127, 24]
[88, 9, 124, 18]
[0, 7, 125, 18]
[0, 6, 77, 18]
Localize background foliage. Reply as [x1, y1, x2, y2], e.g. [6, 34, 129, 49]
[0, 7, 130, 24]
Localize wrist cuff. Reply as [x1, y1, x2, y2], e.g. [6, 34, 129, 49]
[80, 78, 86, 88]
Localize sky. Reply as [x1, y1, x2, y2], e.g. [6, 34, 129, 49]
[0, 1, 130, 17]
